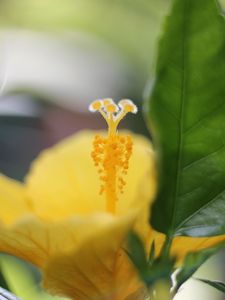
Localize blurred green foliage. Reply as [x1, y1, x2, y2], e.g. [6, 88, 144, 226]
[0, 0, 170, 78]
[0, 255, 67, 300]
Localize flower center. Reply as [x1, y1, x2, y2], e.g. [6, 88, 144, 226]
[89, 98, 137, 214]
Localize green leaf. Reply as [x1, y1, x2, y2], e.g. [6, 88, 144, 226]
[126, 232, 147, 271]
[148, 241, 155, 266]
[143, 256, 175, 287]
[126, 233, 175, 288]
[146, 0, 225, 236]
[0, 255, 65, 300]
[196, 278, 225, 294]
[176, 242, 224, 291]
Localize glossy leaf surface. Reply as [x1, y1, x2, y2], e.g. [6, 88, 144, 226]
[147, 0, 225, 236]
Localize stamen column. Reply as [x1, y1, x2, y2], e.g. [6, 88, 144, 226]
[89, 98, 137, 214]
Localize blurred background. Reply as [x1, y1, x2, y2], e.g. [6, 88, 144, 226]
[0, 0, 171, 180]
[0, 0, 225, 299]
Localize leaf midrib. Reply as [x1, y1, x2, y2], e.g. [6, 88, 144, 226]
[170, 0, 189, 234]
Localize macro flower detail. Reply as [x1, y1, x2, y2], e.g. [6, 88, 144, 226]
[0, 99, 224, 300]
[89, 98, 137, 213]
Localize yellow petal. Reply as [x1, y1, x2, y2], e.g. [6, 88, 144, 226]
[43, 214, 145, 300]
[26, 131, 156, 221]
[0, 174, 31, 225]
[148, 229, 225, 262]
[171, 234, 225, 261]
[0, 214, 130, 268]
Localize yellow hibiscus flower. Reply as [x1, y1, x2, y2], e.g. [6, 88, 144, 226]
[0, 99, 224, 300]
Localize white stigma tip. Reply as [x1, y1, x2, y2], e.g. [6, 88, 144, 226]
[102, 98, 114, 106]
[118, 99, 138, 114]
[89, 100, 103, 112]
[89, 98, 138, 128]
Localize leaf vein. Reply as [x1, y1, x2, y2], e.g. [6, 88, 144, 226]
[184, 101, 225, 135]
[176, 187, 225, 232]
[182, 143, 225, 171]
